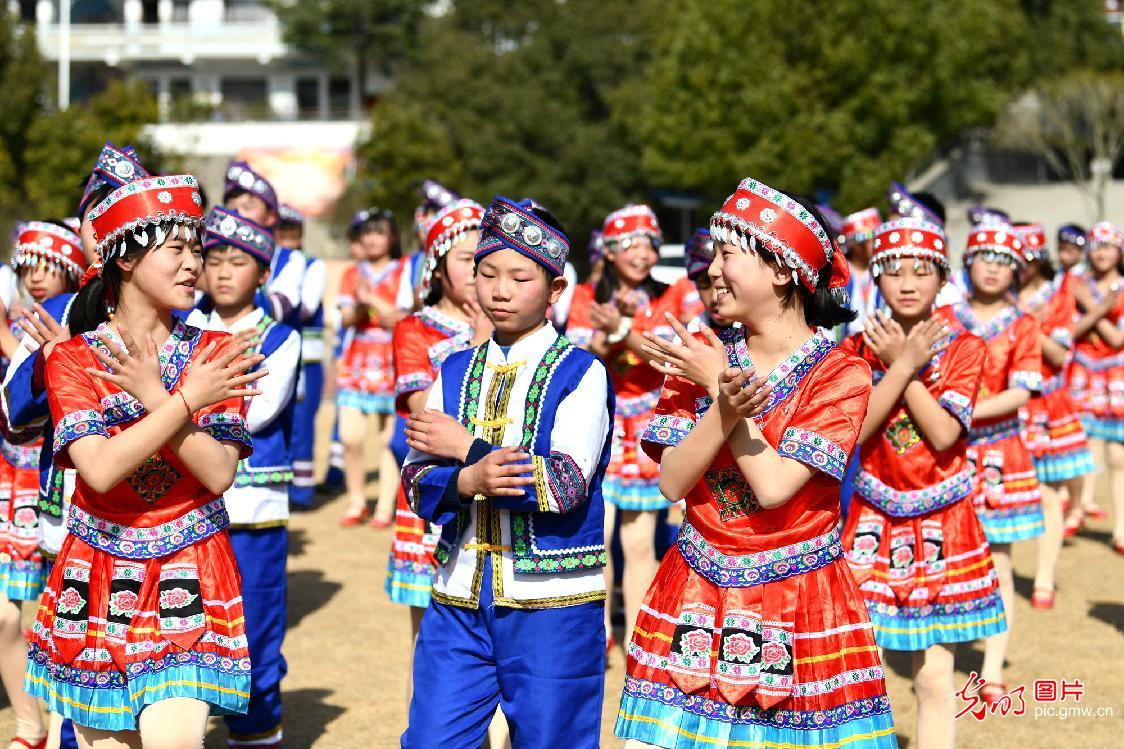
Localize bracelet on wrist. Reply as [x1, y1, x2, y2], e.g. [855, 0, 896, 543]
[606, 316, 633, 345]
[177, 390, 193, 418]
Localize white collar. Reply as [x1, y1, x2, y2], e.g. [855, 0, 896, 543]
[207, 306, 265, 333]
[485, 321, 559, 365]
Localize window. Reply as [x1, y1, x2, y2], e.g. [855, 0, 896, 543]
[220, 78, 269, 120]
[328, 77, 352, 119]
[296, 77, 320, 119]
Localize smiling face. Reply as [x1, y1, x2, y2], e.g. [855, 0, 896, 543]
[474, 248, 564, 343]
[968, 253, 1018, 296]
[610, 235, 659, 286]
[1088, 241, 1122, 275]
[118, 232, 203, 311]
[691, 271, 729, 326]
[203, 246, 269, 312]
[876, 259, 943, 322]
[18, 262, 71, 303]
[707, 240, 791, 325]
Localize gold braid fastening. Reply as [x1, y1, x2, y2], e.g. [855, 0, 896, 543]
[470, 416, 513, 430]
[486, 360, 526, 374]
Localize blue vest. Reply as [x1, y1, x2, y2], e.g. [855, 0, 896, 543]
[234, 316, 298, 486]
[435, 339, 615, 573]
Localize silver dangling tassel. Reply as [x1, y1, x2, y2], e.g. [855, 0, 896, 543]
[133, 228, 149, 246]
[154, 225, 167, 246]
[184, 225, 195, 241]
[830, 286, 851, 306]
[171, 223, 180, 240]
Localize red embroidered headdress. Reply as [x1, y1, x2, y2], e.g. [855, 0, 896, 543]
[869, 217, 948, 276]
[13, 222, 87, 281]
[87, 175, 205, 264]
[710, 177, 849, 301]
[602, 204, 662, 254]
[420, 199, 485, 298]
[964, 224, 1025, 267]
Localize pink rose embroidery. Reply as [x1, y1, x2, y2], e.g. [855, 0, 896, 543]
[891, 545, 914, 568]
[923, 541, 941, 563]
[722, 632, 759, 663]
[854, 535, 877, 553]
[679, 629, 711, 657]
[159, 587, 197, 610]
[108, 590, 139, 618]
[14, 508, 36, 527]
[760, 641, 791, 670]
[56, 587, 86, 615]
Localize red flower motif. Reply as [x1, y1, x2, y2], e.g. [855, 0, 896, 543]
[892, 545, 914, 568]
[679, 629, 711, 656]
[923, 541, 941, 563]
[109, 590, 138, 617]
[855, 535, 877, 552]
[159, 587, 197, 610]
[14, 508, 36, 527]
[722, 632, 759, 663]
[56, 587, 86, 615]
[760, 641, 790, 670]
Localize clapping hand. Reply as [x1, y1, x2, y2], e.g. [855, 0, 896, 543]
[642, 313, 728, 399]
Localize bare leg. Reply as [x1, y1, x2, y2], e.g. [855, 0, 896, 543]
[980, 543, 1013, 687]
[406, 605, 425, 706]
[486, 707, 511, 749]
[73, 725, 141, 749]
[618, 510, 659, 648]
[602, 502, 617, 646]
[1063, 474, 1086, 532]
[912, 643, 957, 749]
[1106, 441, 1124, 544]
[45, 712, 64, 749]
[1080, 437, 1105, 515]
[373, 412, 399, 525]
[136, 697, 209, 749]
[1034, 483, 1064, 592]
[0, 597, 44, 747]
[338, 406, 370, 518]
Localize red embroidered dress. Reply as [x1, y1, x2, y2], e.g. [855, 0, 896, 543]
[336, 259, 404, 415]
[1069, 272, 1124, 442]
[840, 322, 1006, 651]
[567, 282, 677, 511]
[615, 327, 897, 749]
[1020, 274, 1095, 483]
[26, 321, 253, 731]
[951, 302, 1046, 543]
[385, 306, 473, 608]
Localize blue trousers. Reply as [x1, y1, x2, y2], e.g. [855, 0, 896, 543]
[289, 361, 323, 508]
[226, 527, 288, 747]
[402, 558, 606, 749]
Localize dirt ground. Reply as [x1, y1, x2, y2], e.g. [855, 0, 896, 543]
[1, 418, 1122, 747]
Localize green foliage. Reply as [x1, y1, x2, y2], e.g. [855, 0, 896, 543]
[353, 0, 660, 254]
[266, 0, 427, 72]
[0, 21, 163, 246]
[636, 0, 1043, 211]
[333, 0, 1123, 238]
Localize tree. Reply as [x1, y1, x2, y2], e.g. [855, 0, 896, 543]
[995, 71, 1124, 221]
[0, 20, 48, 236]
[633, 0, 1046, 212]
[0, 18, 164, 242]
[352, 0, 662, 257]
[266, 0, 428, 104]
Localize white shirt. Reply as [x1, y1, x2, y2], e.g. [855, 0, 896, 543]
[406, 323, 611, 608]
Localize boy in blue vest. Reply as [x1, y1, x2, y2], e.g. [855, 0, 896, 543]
[400, 197, 613, 749]
[192, 206, 301, 749]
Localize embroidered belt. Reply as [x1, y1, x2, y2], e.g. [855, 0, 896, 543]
[67, 499, 230, 560]
[676, 522, 842, 587]
[854, 468, 974, 518]
[617, 388, 661, 418]
[1, 440, 40, 469]
[968, 418, 1021, 444]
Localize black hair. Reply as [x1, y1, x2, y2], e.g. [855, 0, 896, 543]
[69, 221, 184, 334]
[762, 193, 857, 330]
[912, 191, 946, 224]
[349, 209, 401, 259]
[423, 254, 446, 307]
[1031, 256, 1057, 282]
[593, 210, 666, 304]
